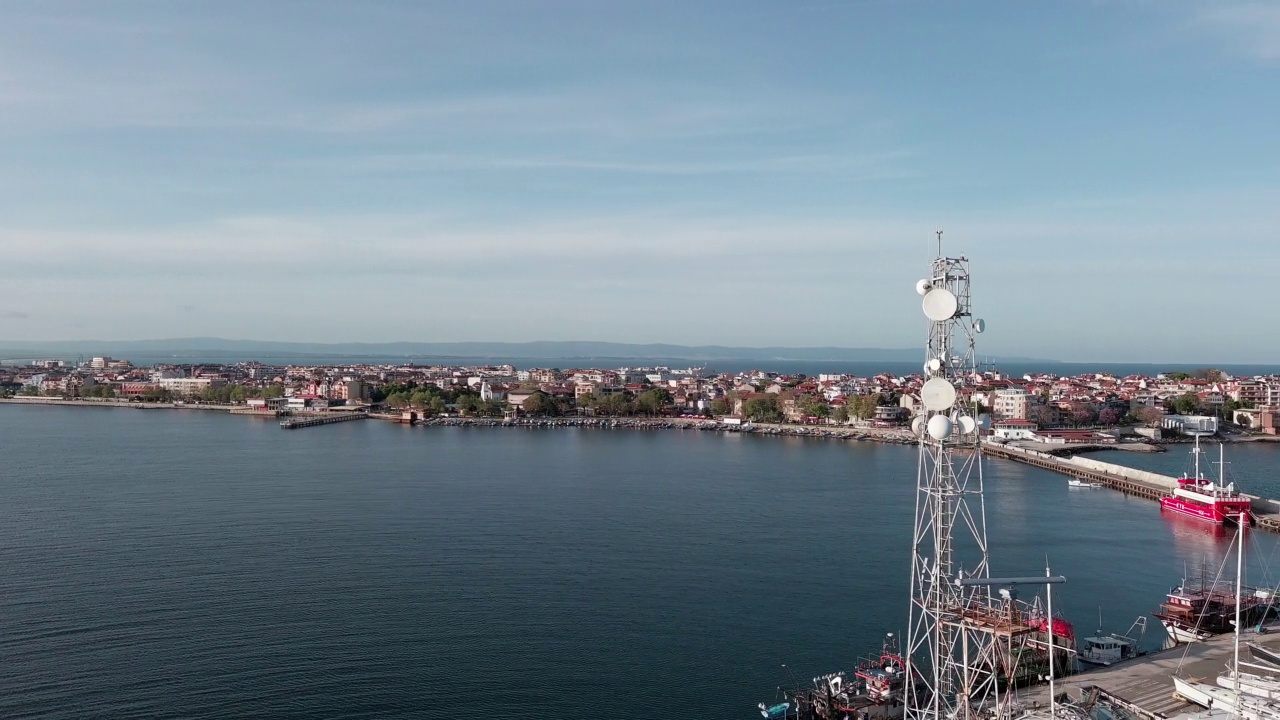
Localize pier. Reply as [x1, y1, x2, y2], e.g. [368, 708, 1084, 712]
[984, 441, 1280, 533]
[280, 413, 367, 429]
[1025, 629, 1280, 718]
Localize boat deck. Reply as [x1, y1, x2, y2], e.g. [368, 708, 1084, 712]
[1021, 628, 1280, 718]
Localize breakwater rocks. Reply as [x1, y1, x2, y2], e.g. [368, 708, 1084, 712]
[412, 416, 917, 444]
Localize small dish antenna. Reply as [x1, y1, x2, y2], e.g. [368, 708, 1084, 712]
[977, 414, 992, 430]
[920, 377, 957, 411]
[915, 279, 933, 296]
[957, 415, 977, 435]
[911, 416, 926, 436]
[927, 415, 953, 441]
[922, 288, 959, 322]
[974, 318, 986, 334]
[927, 357, 943, 373]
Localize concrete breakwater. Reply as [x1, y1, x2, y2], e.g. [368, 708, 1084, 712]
[985, 441, 1280, 533]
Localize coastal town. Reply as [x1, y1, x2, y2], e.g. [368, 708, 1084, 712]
[3, 356, 1278, 441]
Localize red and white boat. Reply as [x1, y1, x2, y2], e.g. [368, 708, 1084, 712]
[1159, 436, 1253, 525]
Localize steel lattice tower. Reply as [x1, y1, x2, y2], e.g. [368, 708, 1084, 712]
[904, 233, 999, 720]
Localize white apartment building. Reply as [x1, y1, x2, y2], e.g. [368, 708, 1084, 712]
[992, 388, 1030, 421]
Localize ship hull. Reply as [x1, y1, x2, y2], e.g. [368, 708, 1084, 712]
[1161, 619, 1216, 644]
[1160, 497, 1252, 525]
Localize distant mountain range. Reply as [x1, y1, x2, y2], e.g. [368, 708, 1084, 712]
[0, 337, 1055, 364]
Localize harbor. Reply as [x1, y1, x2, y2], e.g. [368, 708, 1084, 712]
[985, 441, 1280, 533]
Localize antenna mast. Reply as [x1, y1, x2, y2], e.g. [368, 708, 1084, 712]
[905, 232, 1000, 720]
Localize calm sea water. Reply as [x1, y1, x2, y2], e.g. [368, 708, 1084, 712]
[3, 406, 1279, 720]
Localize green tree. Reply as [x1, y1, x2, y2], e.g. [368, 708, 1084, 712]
[1172, 393, 1202, 415]
[386, 391, 411, 409]
[596, 393, 633, 416]
[833, 405, 850, 423]
[229, 385, 247, 403]
[635, 389, 673, 416]
[710, 398, 730, 416]
[522, 392, 558, 416]
[849, 394, 879, 420]
[427, 397, 447, 415]
[743, 397, 783, 423]
[798, 396, 830, 419]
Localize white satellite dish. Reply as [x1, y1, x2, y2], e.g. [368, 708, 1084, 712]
[922, 288, 959, 322]
[915, 279, 933, 296]
[927, 415, 953, 441]
[974, 318, 986, 334]
[920, 377, 957, 411]
[911, 416, 926, 436]
[977, 414, 992, 430]
[927, 357, 943, 373]
[958, 415, 977, 435]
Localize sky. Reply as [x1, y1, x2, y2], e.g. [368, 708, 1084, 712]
[0, 1, 1277, 362]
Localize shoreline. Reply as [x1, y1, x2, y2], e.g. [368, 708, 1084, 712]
[5, 396, 1279, 449]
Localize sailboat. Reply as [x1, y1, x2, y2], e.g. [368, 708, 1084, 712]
[1173, 511, 1280, 719]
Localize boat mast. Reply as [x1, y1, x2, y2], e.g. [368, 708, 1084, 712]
[1047, 562, 1056, 719]
[1193, 434, 1202, 480]
[1235, 510, 1244, 705]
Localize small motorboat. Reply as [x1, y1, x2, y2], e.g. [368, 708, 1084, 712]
[758, 701, 790, 719]
[1068, 479, 1099, 488]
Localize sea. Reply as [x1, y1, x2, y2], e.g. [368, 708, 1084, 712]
[4, 405, 1280, 720]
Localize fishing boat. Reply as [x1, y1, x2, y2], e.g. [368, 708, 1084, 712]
[1159, 437, 1253, 525]
[1078, 616, 1147, 666]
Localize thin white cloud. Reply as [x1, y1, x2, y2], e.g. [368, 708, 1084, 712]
[1190, 2, 1280, 61]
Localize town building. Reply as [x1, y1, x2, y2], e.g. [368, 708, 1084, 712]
[991, 388, 1029, 421]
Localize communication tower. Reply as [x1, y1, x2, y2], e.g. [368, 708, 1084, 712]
[904, 232, 999, 720]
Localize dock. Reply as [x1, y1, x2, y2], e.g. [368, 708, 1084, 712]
[984, 441, 1280, 533]
[280, 413, 367, 429]
[1024, 628, 1280, 718]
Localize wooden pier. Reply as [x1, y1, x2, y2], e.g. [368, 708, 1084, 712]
[280, 413, 367, 430]
[984, 441, 1280, 533]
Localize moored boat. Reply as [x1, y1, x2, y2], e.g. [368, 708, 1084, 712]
[1154, 569, 1272, 645]
[1159, 436, 1253, 525]
[1251, 643, 1280, 668]
[1078, 616, 1147, 666]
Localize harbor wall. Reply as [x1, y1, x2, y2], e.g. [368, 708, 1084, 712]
[1062, 456, 1179, 489]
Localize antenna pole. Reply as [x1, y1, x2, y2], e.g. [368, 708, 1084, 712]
[936, 228, 943, 258]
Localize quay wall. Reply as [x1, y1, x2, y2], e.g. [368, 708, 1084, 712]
[1062, 455, 1179, 489]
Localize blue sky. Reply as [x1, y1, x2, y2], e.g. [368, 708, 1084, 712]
[1, 1, 1277, 362]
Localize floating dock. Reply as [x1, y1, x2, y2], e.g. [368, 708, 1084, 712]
[984, 441, 1280, 533]
[280, 413, 367, 429]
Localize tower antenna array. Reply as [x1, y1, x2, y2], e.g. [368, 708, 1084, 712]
[904, 232, 1003, 720]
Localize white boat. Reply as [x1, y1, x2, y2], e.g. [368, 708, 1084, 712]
[1067, 479, 1099, 488]
[1174, 677, 1280, 720]
[1218, 665, 1280, 701]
